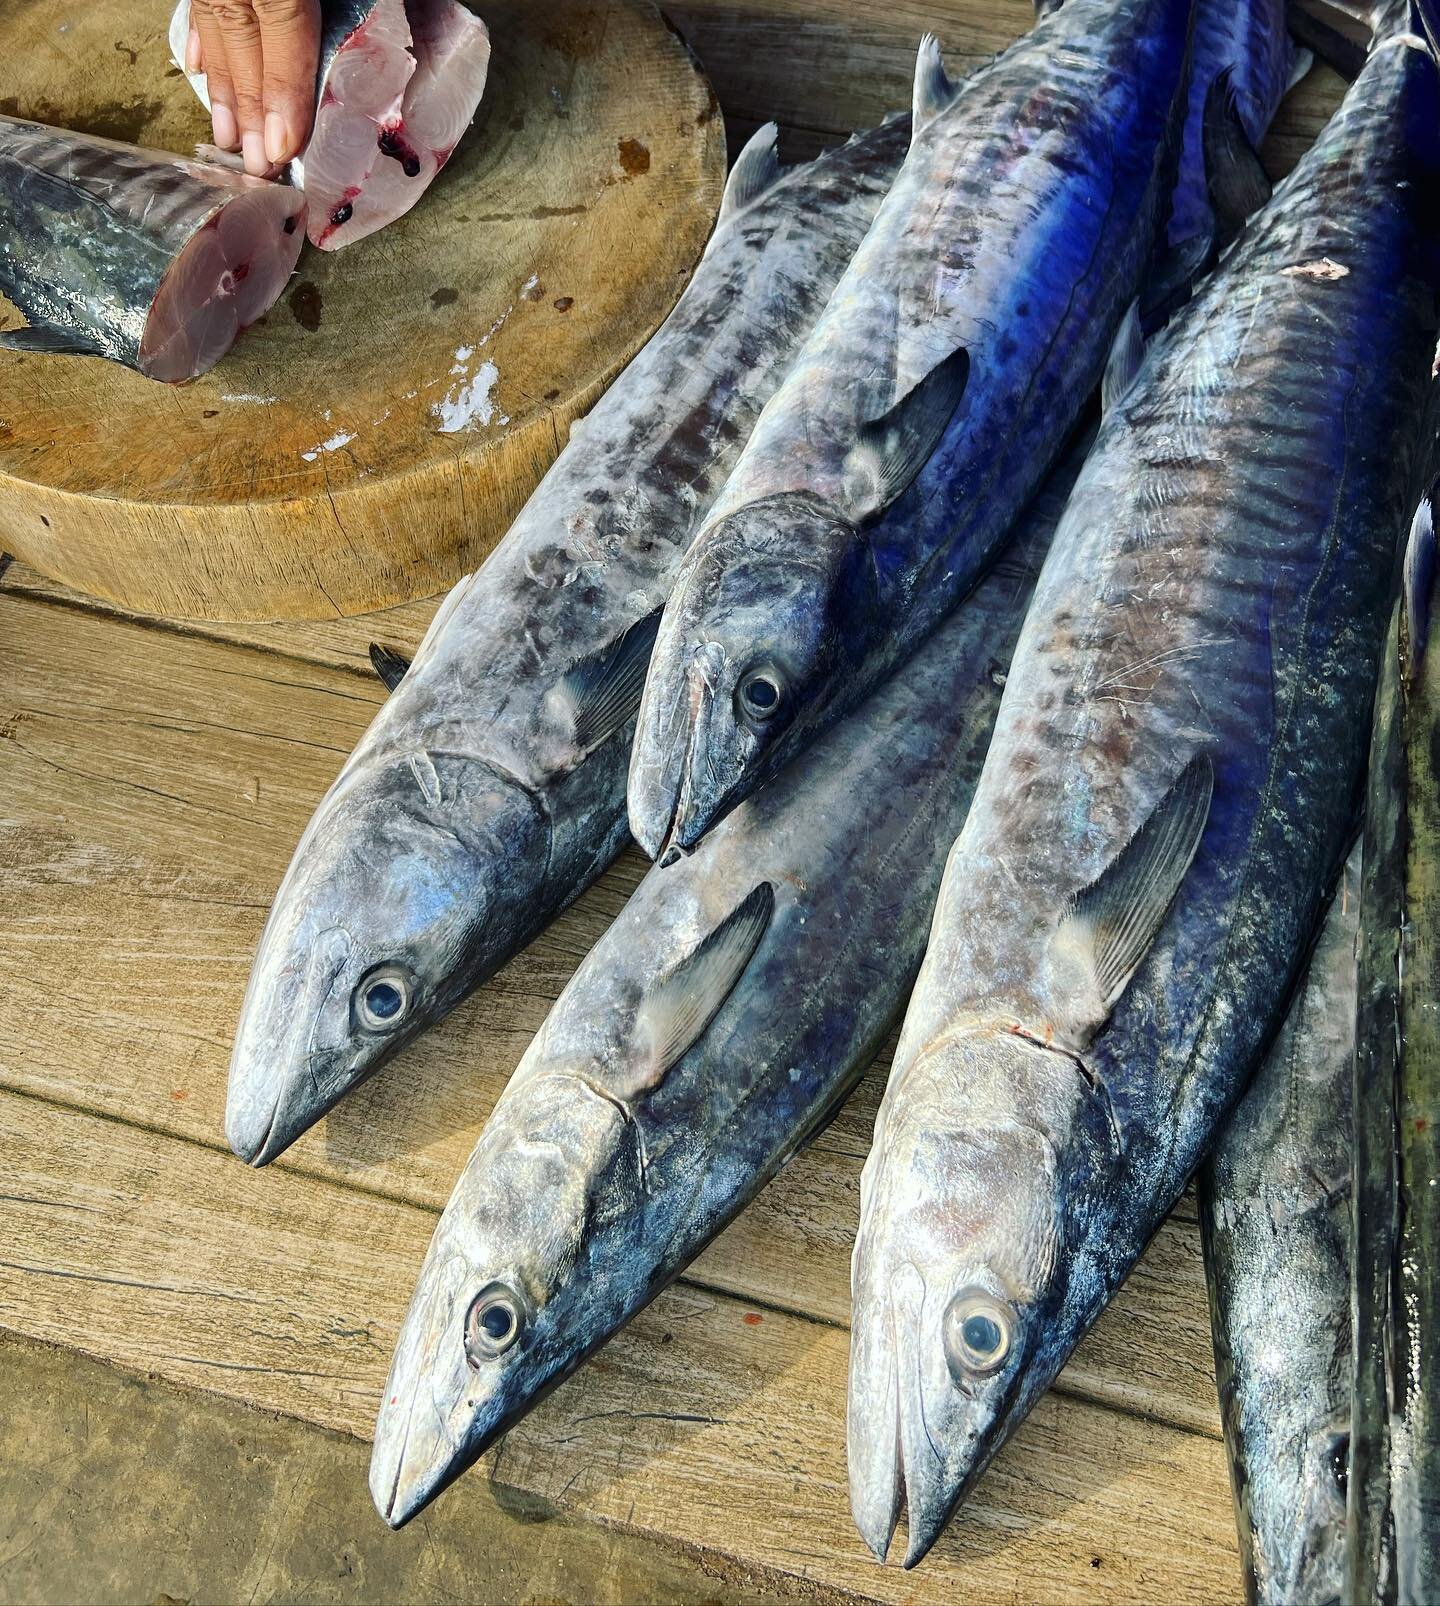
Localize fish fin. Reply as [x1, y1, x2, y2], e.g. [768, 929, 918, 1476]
[1101, 300, 1146, 415]
[844, 346, 970, 520]
[368, 642, 411, 693]
[1053, 755, 1213, 1023]
[1140, 229, 1214, 333]
[1287, 43, 1316, 88]
[912, 35, 961, 135]
[1286, 1, 1367, 79]
[0, 325, 106, 359]
[557, 607, 664, 749]
[1034, 0, 1067, 14]
[1203, 68, 1272, 253]
[1404, 494, 1436, 676]
[717, 122, 784, 226]
[633, 881, 775, 1081]
[411, 571, 474, 668]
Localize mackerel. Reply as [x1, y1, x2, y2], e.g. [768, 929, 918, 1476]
[846, 12, 1440, 1568]
[628, 0, 1199, 860]
[0, 118, 305, 381]
[224, 117, 911, 1164]
[170, 0, 491, 249]
[367, 450, 1084, 1529]
[1200, 844, 1359, 1606]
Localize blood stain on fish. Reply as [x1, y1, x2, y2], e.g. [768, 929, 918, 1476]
[289, 281, 323, 332]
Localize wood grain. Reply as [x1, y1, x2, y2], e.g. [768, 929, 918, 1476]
[0, 587, 1221, 1441]
[0, 0, 724, 621]
[0, 1088, 1241, 1603]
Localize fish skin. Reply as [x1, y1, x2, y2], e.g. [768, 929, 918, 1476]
[628, 0, 1196, 860]
[367, 448, 1085, 1531]
[170, 0, 490, 250]
[0, 117, 305, 380]
[1200, 844, 1360, 1606]
[847, 28, 1440, 1571]
[223, 117, 912, 1167]
[1350, 489, 1440, 1603]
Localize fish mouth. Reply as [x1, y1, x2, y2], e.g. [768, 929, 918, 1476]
[848, 1263, 978, 1569]
[370, 1371, 474, 1530]
[630, 641, 727, 859]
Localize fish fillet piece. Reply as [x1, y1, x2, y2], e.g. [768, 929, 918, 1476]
[171, 0, 491, 251]
[0, 116, 305, 383]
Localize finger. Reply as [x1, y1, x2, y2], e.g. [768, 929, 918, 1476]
[203, 0, 271, 173]
[190, 0, 241, 151]
[185, 26, 203, 74]
[255, 0, 321, 166]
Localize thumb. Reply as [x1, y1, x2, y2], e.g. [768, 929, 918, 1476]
[256, 0, 321, 166]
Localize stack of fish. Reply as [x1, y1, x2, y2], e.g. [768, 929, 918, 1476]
[216, 0, 1440, 1590]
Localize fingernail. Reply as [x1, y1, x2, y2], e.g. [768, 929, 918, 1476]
[264, 110, 290, 166]
[185, 27, 202, 72]
[242, 128, 267, 176]
[212, 102, 238, 150]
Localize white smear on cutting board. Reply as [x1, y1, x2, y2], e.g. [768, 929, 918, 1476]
[435, 360, 504, 433]
[301, 430, 356, 461]
[222, 392, 277, 404]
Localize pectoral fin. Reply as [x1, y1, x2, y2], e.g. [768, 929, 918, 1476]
[369, 643, 412, 693]
[1052, 755, 1213, 1031]
[1203, 69, 1272, 253]
[557, 607, 664, 750]
[633, 881, 775, 1082]
[843, 346, 969, 521]
[1101, 300, 1146, 415]
[912, 35, 962, 135]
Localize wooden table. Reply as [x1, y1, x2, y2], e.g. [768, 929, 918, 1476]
[0, 5, 1344, 1600]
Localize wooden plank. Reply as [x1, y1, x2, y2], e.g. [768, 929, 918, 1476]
[0, 0, 724, 621]
[0, 588, 1221, 1437]
[0, 1088, 1241, 1603]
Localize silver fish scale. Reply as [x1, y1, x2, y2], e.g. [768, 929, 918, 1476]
[349, 119, 912, 796]
[0, 117, 232, 362]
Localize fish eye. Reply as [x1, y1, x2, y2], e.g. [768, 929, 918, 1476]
[736, 666, 783, 725]
[464, 1283, 524, 1364]
[942, 1287, 1015, 1379]
[356, 967, 412, 1033]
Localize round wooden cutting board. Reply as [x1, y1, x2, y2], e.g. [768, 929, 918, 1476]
[0, 0, 724, 620]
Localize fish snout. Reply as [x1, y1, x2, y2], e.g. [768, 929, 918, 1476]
[629, 636, 728, 859]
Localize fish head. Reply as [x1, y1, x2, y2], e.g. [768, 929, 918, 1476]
[849, 1025, 1092, 1567]
[226, 749, 549, 1164]
[629, 492, 868, 858]
[370, 1068, 646, 1526]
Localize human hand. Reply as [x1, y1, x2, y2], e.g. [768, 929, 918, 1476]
[185, 0, 321, 176]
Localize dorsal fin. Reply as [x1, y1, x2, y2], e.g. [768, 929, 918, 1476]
[1404, 494, 1436, 677]
[632, 881, 775, 1085]
[1050, 756, 1213, 1037]
[842, 346, 970, 521]
[1203, 68, 1272, 252]
[717, 122, 784, 226]
[0, 325, 107, 360]
[556, 607, 664, 750]
[1101, 300, 1146, 415]
[369, 642, 412, 693]
[912, 35, 961, 135]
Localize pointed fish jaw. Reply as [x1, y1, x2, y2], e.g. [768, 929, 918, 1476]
[371, 1075, 640, 1525]
[226, 754, 546, 1164]
[848, 1025, 1087, 1565]
[629, 635, 728, 859]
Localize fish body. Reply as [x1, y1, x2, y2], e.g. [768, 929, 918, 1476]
[224, 118, 912, 1165]
[1200, 846, 1359, 1606]
[367, 452, 1084, 1529]
[628, 0, 1196, 859]
[1350, 493, 1440, 1603]
[0, 117, 305, 381]
[170, 0, 490, 249]
[847, 23, 1440, 1570]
